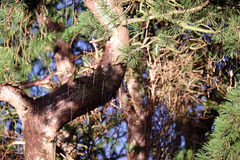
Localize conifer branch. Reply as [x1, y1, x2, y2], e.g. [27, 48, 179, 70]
[121, 0, 214, 33]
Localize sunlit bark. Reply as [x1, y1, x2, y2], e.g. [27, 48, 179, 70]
[0, 0, 129, 159]
[120, 71, 152, 160]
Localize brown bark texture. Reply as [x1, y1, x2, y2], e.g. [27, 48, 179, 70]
[0, 0, 129, 159]
[120, 72, 152, 160]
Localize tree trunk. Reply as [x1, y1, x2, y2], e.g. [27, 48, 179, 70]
[0, 0, 129, 159]
[127, 110, 152, 160]
[120, 72, 152, 160]
[23, 117, 56, 160]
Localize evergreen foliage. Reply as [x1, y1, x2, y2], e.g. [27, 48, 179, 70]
[61, 11, 107, 41]
[118, 0, 240, 158]
[196, 85, 240, 159]
[0, 0, 240, 159]
[0, 2, 54, 83]
[0, 0, 107, 83]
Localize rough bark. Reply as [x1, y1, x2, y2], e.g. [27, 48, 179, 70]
[23, 115, 56, 159]
[53, 38, 76, 84]
[120, 71, 152, 160]
[0, 0, 129, 159]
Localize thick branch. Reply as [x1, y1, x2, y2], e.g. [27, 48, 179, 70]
[53, 38, 75, 84]
[0, 85, 32, 124]
[25, 0, 129, 137]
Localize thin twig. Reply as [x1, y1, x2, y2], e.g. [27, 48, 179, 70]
[121, 0, 214, 33]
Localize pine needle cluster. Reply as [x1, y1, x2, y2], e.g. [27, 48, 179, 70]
[196, 84, 240, 159]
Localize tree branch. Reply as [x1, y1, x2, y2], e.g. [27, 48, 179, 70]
[121, 0, 215, 34]
[0, 85, 33, 125]
[24, 0, 130, 135]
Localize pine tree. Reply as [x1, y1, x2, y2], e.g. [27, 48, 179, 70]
[0, 0, 240, 159]
[196, 84, 240, 159]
